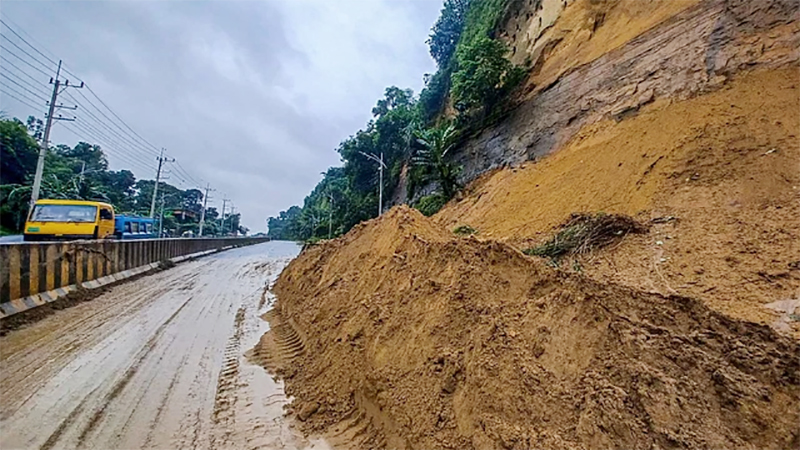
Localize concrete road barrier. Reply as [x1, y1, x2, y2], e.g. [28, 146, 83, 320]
[0, 237, 269, 318]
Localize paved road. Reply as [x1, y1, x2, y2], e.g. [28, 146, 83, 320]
[0, 241, 330, 450]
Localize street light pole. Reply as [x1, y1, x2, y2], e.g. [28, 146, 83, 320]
[359, 151, 387, 216]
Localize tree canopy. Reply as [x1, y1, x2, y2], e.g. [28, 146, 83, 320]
[0, 116, 246, 236]
[267, 0, 527, 242]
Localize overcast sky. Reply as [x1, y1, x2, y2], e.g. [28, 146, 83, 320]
[0, 0, 441, 231]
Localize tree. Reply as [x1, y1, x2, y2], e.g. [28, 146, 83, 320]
[1, 119, 38, 186]
[451, 36, 522, 113]
[25, 116, 43, 142]
[372, 87, 414, 118]
[413, 122, 461, 200]
[428, 0, 471, 68]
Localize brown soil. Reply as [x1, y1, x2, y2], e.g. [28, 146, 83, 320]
[438, 67, 800, 334]
[503, 0, 701, 97]
[267, 206, 800, 450]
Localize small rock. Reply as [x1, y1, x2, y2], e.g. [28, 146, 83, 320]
[298, 402, 320, 421]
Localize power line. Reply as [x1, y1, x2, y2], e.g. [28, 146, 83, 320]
[0, 54, 52, 96]
[68, 117, 156, 168]
[0, 87, 42, 110]
[173, 160, 204, 187]
[84, 85, 162, 154]
[0, 72, 49, 102]
[72, 88, 160, 157]
[60, 121, 155, 173]
[0, 44, 53, 77]
[0, 34, 56, 74]
[61, 90, 160, 158]
[0, 81, 46, 108]
[0, 18, 59, 66]
[2, 18, 214, 204]
[2, 20, 161, 159]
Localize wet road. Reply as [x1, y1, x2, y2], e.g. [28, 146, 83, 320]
[0, 241, 330, 450]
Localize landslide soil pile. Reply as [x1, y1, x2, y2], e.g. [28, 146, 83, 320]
[268, 207, 800, 450]
[438, 68, 800, 332]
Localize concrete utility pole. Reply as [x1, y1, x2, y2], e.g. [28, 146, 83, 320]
[149, 149, 174, 218]
[198, 183, 213, 236]
[229, 206, 237, 236]
[219, 198, 229, 235]
[158, 191, 166, 237]
[30, 60, 82, 209]
[359, 151, 387, 216]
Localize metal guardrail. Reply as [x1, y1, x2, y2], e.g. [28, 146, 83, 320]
[0, 237, 270, 317]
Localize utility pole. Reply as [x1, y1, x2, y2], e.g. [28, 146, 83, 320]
[229, 206, 237, 236]
[219, 198, 228, 236]
[359, 151, 387, 216]
[198, 183, 213, 237]
[30, 60, 82, 208]
[158, 191, 166, 237]
[149, 148, 174, 218]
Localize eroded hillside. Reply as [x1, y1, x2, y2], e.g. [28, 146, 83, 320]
[453, 0, 799, 182]
[439, 68, 800, 331]
[262, 0, 800, 448]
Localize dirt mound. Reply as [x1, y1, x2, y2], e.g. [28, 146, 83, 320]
[267, 206, 800, 450]
[438, 67, 800, 332]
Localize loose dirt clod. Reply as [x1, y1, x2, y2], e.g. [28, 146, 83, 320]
[266, 206, 800, 450]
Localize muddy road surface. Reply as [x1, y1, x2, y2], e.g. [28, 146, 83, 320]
[0, 241, 331, 450]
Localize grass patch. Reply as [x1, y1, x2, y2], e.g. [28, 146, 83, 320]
[524, 213, 648, 259]
[453, 225, 478, 236]
[415, 193, 448, 217]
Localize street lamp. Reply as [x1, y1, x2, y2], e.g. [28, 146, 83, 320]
[359, 151, 387, 216]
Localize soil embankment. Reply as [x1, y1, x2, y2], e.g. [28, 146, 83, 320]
[438, 67, 800, 334]
[264, 207, 800, 450]
[258, 1, 800, 448]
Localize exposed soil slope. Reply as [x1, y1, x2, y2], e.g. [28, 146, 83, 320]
[269, 207, 800, 450]
[439, 68, 800, 331]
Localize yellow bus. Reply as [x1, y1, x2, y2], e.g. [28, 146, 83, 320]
[23, 199, 116, 241]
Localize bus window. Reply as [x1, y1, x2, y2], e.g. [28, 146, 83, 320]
[31, 204, 97, 222]
[131, 222, 139, 233]
[142, 223, 149, 233]
[125, 222, 132, 233]
[99, 208, 113, 220]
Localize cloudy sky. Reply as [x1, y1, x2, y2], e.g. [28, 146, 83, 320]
[0, 0, 441, 231]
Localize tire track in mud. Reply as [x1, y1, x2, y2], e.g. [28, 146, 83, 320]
[67, 297, 194, 449]
[1, 242, 321, 450]
[0, 262, 208, 421]
[251, 309, 306, 377]
[210, 306, 247, 447]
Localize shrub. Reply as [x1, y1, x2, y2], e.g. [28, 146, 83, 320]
[451, 36, 525, 114]
[415, 193, 448, 217]
[524, 213, 648, 259]
[453, 224, 477, 235]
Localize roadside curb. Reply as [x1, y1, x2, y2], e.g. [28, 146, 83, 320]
[0, 247, 226, 319]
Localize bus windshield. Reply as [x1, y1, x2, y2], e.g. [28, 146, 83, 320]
[31, 204, 98, 223]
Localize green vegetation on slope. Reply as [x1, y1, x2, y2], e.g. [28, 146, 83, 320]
[268, 0, 526, 241]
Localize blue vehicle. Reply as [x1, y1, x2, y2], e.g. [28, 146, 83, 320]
[114, 215, 156, 240]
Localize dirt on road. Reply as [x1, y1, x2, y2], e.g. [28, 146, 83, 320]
[0, 241, 330, 450]
[268, 207, 800, 450]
